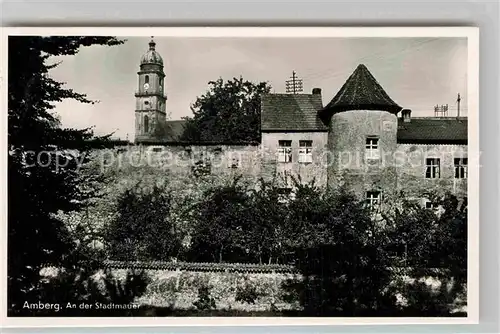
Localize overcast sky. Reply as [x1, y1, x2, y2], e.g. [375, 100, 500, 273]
[49, 36, 468, 140]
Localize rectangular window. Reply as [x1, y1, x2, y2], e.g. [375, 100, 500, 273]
[192, 151, 211, 178]
[298, 140, 313, 163]
[366, 191, 381, 210]
[454, 158, 468, 179]
[365, 137, 380, 160]
[424, 200, 434, 209]
[150, 146, 163, 153]
[277, 140, 292, 163]
[425, 158, 440, 178]
[229, 156, 240, 169]
[196, 151, 211, 167]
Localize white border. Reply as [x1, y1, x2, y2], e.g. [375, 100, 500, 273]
[0, 27, 480, 328]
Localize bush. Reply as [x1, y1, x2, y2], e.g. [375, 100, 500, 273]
[97, 174, 466, 316]
[235, 282, 260, 304]
[193, 284, 216, 310]
[382, 192, 467, 315]
[188, 176, 253, 263]
[281, 184, 395, 316]
[17, 255, 150, 316]
[105, 183, 183, 261]
[188, 177, 291, 264]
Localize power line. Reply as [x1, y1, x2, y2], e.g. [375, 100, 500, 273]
[285, 71, 303, 94]
[303, 38, 440, 81]
[300, 38, 440, 82]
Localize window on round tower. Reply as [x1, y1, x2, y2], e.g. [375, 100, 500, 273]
[145, 75, 149, 84]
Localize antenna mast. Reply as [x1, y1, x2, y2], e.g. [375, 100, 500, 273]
[434, 104, 449, 117]
[285, 71, 303, 94]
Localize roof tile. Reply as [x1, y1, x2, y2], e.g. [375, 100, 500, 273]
[397, 117, 467, 144]
[160, 120, 187, 141]
[321, 64, 402, 117]
[261, 93, 327, 131]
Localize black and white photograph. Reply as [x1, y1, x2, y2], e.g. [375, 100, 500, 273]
[2, 27, 479, 325]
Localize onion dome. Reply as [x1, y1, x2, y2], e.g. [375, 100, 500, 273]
[140, 37, 163, 66]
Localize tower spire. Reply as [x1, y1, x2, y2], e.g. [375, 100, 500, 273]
[149, 36, 156, 50]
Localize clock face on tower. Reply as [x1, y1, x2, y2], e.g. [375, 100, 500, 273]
[143, 83, 150, 90]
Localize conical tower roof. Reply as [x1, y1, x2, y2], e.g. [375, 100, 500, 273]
[320, 64, 402, 119]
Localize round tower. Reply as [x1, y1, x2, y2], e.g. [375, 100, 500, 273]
[319, 64, 402, 198]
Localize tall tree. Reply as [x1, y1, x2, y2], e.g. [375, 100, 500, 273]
[188, 177, 252, 263]
[105, 183, 183, 261]
[246, 179, 291, 264]
[283, 185, 394, 316]
[180, 77, 271, 143]
[7, 36, 124, 312]
[383, 193, 468, 315]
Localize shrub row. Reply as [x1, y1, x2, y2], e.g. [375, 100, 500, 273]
[104, 260, 298, 273]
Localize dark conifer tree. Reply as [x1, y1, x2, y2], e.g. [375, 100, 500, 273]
[7, 36, 126, 313]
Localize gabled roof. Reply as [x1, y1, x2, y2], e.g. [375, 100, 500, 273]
[320, 64, 402, 119]
[397, 117, 468, 144]
[261, 93, 327, 132]
[162, 120, 187, 141]
[140, 120, 260, 145]
[139, 120, 187, 143]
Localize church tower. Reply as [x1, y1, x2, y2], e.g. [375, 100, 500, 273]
[135, 37, 167, 143]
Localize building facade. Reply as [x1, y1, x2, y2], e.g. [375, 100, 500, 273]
[132, 40, 468, 204]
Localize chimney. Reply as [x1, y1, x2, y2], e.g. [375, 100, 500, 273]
[401, 109, 412, 123]
[312, 88, 322, 95]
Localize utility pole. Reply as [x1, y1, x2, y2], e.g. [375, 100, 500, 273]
[285, 71, 303, 94]
[457, 93, 461, 118]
